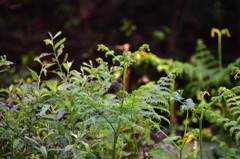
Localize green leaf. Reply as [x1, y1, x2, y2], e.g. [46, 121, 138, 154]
[55, 38, 66, 50]
[57, 108, 65, 120]
[46, 80, 58, 93]
[138, 44, 150, 52]
[13, 138, 21, 149]
[27, 68, 39, 81]
[38, 104, 50, 116]
[40, 146, 47, 158]
[73, 152, 87, 159]
[162, 136, 181, 144]
[48, 32, 53, 39]
[82, 66, 92, 74]
[235, 131, 240, 145]
[80, 141, 91, 153]
[64, 144, 74, 151]
[24, 136, 40, 146]
[53, 31, 62, 39]
[97, 44, 109, 52]
[70, 132, 78, 139]
[44, 63, 55, 69]
[105, 50, 115, 58]
[62, 61, 73, 73]
[43, 132, 55, 141]
[43, 68, 47, 76]
[44, 39, 53, 46]
[34, 57, 42, 64]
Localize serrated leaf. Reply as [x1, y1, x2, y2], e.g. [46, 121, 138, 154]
[216, 118, 230, 124]
[40, 146, 47, 158]
[235, 131, 240, 145]
[105, 50, 115, 58]
[224, 121, 238, 130]
[53, 31, 62, 39]
[64, 144, 74, 151]
[172, 91, 184, 101]
[162, 136, 181, 144]
[57, 108, 65, 120]
[230, 126, 240, 136]
[55, 38, 66, 50]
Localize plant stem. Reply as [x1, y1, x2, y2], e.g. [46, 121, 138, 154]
[218, 34, 222, 70]
[130, 101, 139, 158]
[199, 114, 203, 159]
[158, 129, 180, 150]
[170, 83, 175, 136]
[51, 37, 64, 79]
[112, 63, 128, 159]
[180, 110, 189, 159]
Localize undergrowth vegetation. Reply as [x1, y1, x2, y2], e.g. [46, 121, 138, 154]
[0, 31, 240, 159]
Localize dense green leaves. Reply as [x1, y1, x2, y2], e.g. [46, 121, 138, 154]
[1, 32, 240, 158]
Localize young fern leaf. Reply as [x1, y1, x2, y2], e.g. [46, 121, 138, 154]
[162, 136, 182, 144]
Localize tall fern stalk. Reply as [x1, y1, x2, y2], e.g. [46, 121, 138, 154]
[211, 28, 231, 70]
[180, 110, 189, 159]
[112, 63, 128, 159]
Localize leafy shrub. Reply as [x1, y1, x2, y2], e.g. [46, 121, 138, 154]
[1, 31, 240, 159]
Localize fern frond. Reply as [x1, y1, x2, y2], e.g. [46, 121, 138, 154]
[180, 99, 195, 111]
[229, 126, 240, 136]
[235, 131, 240, 145]
[224, 121, 238, 130]
[163, 136, 182, 144]
[216, 118, 230, 124]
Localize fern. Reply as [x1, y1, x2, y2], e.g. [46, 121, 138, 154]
[162, 136, 182, 144]
[204, 85, 240, 144]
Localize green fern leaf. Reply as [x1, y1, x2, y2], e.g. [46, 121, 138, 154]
[235, 131, 240, 145]
[163, 136, 181, 144]
[216, 118, 230, 124]
[230, 126, 240, 136]
[224, 121, 238, 130]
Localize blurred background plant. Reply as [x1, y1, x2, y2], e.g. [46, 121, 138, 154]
[0, 0, 239, 88]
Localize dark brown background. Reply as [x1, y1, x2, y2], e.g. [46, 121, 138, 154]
[0, 0, 239, 68]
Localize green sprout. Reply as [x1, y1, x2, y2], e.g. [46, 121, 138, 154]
[211, 28, 231, 70]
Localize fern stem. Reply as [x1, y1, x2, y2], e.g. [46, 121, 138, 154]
[199, 108, 207, 159]
[218, 35, 222, 70]
[199, 114, 203, 159]
[158, 129, 180, 150]
[170, 81, 176, 136]
[180, 110, 189, 159]
[130, 101, 139, 158]
[112, 63, 128, 159]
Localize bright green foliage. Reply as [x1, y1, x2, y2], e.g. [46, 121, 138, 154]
[136, 39, 240, 98]
[1, 32, 240, 159]
[0, 33, 180, 158]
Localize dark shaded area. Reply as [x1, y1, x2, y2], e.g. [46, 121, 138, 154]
[0, 0, 239, 67]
